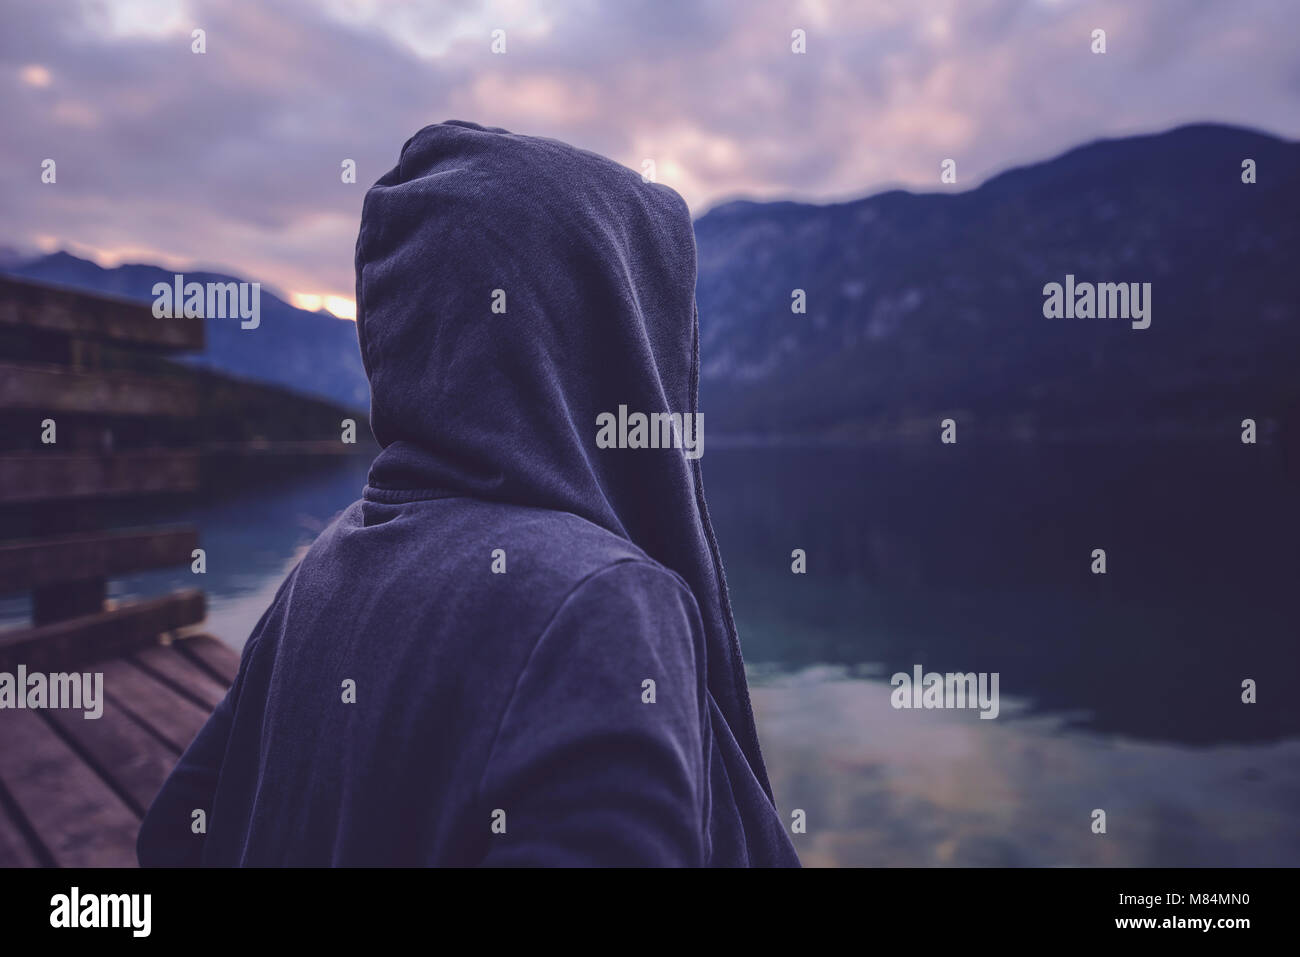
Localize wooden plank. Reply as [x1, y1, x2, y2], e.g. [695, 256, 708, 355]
[0, 784, 43, 866]
[0, 525, 198, 590]
[32, 578, 107, 626]
[0, 274, 204, 352]
[100, 659, 212, 754]
[175, 634, 239, 685]
[0, 590, 205, 671]
[44, 693, 182, 817]
[131, 644, 229, 711]
[0, 362, 199, 416]
[0, 708, 139, 866]
[203, 439, 370, 456]
[0, 450, 200, 504]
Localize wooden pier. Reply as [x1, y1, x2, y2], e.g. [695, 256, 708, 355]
[0, 633, 236, 867]
[0, 275, 373, 867]
[0, 276, 233, 867]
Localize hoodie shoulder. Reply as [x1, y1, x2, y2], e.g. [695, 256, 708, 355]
[454, 500, 692, 603]
[331, 495, 691, 621]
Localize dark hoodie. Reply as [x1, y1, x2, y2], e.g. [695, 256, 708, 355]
[137, 120, 800, 867]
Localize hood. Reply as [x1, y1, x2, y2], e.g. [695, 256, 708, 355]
[353, 120, 774, 800]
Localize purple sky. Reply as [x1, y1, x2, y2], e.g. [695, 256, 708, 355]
[5, 0, 1298, 318]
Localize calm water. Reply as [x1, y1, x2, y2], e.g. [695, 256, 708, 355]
[9, 442, 1296, 866]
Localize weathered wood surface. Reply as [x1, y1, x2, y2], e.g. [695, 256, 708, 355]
[0, 708, 140, 867]
[0, 591, 205, 671]
[0, 275, 204, 352]
[44, 693, 180, 817]
[0, 635, 238, 867]
[0, 525, 198, 590]
[0, 451, 201, 503]
[175, 634, 240, 685]
[0, 361, 200, 416]
[99, 658, 214, 754]
[0, 272, 235, 867]
[201, 439, 367, 456]
[132, 644, 230, 711]
[0, 794, 43, 866]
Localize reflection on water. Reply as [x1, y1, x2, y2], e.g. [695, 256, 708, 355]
[10, 442, 1292, 866]
[708, 442, 1300, 866]
[117, 456, 375, 648]
[706, 443, 1298, 746]
[752, 667, 1300, 866]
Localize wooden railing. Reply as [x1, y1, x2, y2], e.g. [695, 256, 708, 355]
[0, 275, 207, 661]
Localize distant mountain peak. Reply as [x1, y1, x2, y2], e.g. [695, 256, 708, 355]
[692, 123, 1299, 436]
[697, 122, 1296, 226]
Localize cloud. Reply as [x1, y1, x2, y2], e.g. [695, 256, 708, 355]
[3, 0, 1297, 313]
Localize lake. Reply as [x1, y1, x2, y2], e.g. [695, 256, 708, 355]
[8, 441, 1296, 866]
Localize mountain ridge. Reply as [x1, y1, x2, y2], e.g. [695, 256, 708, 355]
[6, 122, 1297, 437]
[692, 122, 1300, 437]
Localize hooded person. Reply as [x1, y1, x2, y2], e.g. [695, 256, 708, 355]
[137, 120, 800, 867]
